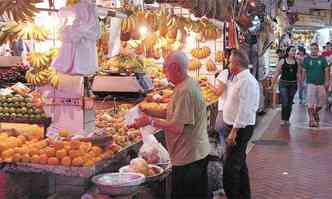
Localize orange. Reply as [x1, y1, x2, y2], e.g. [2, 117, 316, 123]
[2, 149, 14, 159]
[79, 142, 92, 153]
[29, 147, 39, 156]
[35, 140, 48, 149]
[44, 147, 56, 157]
[53, 141, 64, 150]
[91, 146, 103, 156]
[61, 156, 71, 166]
[83, 159, 95, 167]
[31, 155, 40, 164]
[13, 153, 22, 162]
[39, 154, 48, 164]
[47, 157, 59, 165]
[56, 149, 67, 159]
[72, 157, 83, 167]
[21, 154, 30, 163]
[17, 135, 27, 143]
[68, 150, 81, 158]
[70, 140, 81, 149]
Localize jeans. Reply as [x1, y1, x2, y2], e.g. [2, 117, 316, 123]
[279, 82, 297, 121]
[298, 81, 307, 103]
[223, 125, 254, 199]
[215, 111, 225, 144]
[171, 156, 209, 199]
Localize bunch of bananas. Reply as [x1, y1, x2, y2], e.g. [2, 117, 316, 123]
[191, 47, 211, 59]
[0, 0, 40, 22]
[121, 15, 136, 33]
[46, 48, 59, 62]
[0, 21, 49, 45]
[17, 22, 49, 41]
[26, 52, 50, 70]
[25, 67, 60, 88]
[188, 59, 202, 71]
[0, 22, 21, 45]
[215, 51, 224, 63]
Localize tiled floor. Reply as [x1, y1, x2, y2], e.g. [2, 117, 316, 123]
[219, 104, 332, 199]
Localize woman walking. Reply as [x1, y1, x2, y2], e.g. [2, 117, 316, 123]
[272, 46, 302, 125]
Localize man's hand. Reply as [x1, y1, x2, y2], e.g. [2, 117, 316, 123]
[128, 113, 151, 129]
[226, 128, 238, 145]
[325, 81, 330, 91]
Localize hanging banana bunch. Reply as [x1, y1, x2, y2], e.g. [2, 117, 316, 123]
[25, 50, 60, 89]
[0, 0, 42, 22]
[25, 67, 60, 88]
[17, 22, 49, 41]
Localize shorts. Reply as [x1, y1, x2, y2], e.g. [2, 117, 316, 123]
[307, 84, 327, 108]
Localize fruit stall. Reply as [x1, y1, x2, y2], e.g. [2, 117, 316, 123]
[0, 0, 269, 198]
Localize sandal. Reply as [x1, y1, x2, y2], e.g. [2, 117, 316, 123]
[309, 120, 318, 128]
[313, 112, 320, 123]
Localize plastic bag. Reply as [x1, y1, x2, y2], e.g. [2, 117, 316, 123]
[139, 130, 170, 165]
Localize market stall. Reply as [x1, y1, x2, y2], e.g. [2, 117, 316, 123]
[0, 0, 270, 198]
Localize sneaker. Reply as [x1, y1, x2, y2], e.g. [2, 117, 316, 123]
[281, 120, 290, 126]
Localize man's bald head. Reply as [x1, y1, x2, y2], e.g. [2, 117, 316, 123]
[163, 51, 188, 85]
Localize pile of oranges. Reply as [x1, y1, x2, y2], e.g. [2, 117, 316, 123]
[0, 132, 116, 167]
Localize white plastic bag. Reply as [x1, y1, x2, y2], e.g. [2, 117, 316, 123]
[139, 131, 170, 165]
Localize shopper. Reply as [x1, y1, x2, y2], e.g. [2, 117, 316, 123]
[276, 48, 284, 60]
[272, 46, 301, 125]
[222, 49, 259, 199]
[131, 51, 210, 199]
[303, 43, 330, 127]
[296, 46, 308, 104]
[209, 48, 233, 143]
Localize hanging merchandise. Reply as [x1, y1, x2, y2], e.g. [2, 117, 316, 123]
[227, 20, 239, 49]
[52, 0, 101, 76]
[108, 17, 122, 58]
[0, 0, 40, 22]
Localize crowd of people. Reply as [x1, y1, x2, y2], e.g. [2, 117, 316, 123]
[129, 41, 332, 199]
[272, 42, 332, 127]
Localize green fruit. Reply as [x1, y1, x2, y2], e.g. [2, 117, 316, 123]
[35, 114, 41, 120]
[25, 98, 32, 103]
[3, 103, 8, 107]
[14, 102, 20, 108]
[11, 113, 17, 117]
[20, 102, 27, 107]
[26, 103, 33, 108]
[28, 109, 33, 114]
[9, 107, 15, 113]
[3, 107, 9, 113]
[21, 107, 28, 113]
[23, 114, 29, 119]
[4, 113, 10, 117]
[17, 96, 24, 102]
[17, 113, 23, 118]
[7, 97, 13, 103]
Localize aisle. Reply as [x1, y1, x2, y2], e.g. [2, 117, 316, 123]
[247, 104, 332, 199]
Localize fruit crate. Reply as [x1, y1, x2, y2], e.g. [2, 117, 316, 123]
[0, 117, 52, 136]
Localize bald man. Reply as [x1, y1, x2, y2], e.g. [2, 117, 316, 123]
[132, 51, 210, 199]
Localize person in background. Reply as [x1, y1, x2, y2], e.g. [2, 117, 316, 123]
[296, 46, 308, 104]
[303, 43, 330, 127]
[130, 51, 210, 199]
[276, 48, 284, 61]
[322, 42, 332, 67]
[210, 48, 233, 144]
[272, 46, 301, 125]
[222, 49, 259, 199]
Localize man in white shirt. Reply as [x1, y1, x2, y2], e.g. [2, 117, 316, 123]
[222, 49, 260, 199]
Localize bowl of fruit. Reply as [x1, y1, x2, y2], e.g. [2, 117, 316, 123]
[119, 158, 164, 183]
